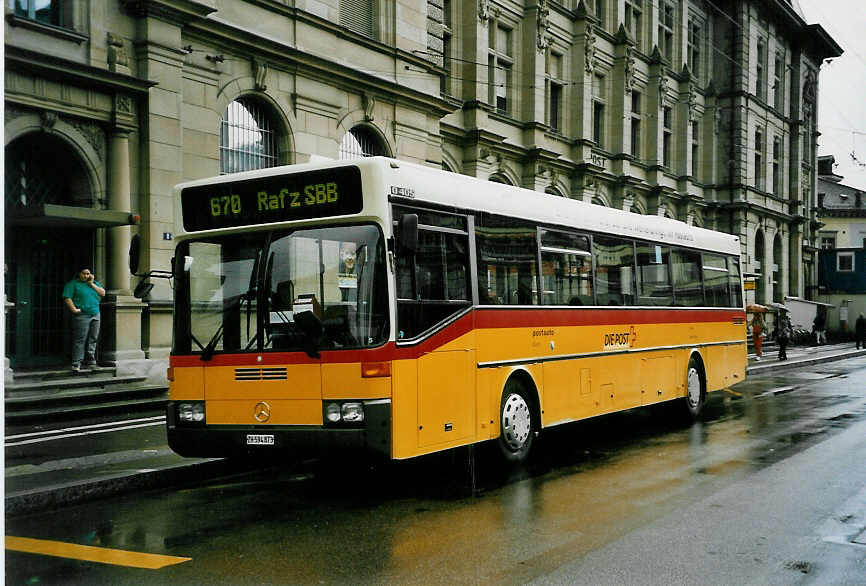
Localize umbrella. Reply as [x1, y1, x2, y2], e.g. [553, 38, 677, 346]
[746, 303, 768, 313]
[766, 302, 790, 312]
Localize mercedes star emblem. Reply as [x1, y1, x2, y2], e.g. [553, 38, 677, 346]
[254, 401, 271, 423]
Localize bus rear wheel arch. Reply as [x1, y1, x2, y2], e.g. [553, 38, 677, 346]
[683, 352, 706, 419]
[496, 375, 539, 464]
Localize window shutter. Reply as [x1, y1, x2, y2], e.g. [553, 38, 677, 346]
[340, 0, 374, 39]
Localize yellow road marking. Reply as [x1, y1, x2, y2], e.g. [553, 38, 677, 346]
[5, 536, 191, 569]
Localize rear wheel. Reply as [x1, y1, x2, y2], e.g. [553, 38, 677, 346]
[497, 380, 535, 464]
[683, 355, 705, 418]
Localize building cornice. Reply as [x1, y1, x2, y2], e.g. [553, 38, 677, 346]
[119, 0, 216, 23]
[817, 209, 866, 218]
[4, 45, 157, 96]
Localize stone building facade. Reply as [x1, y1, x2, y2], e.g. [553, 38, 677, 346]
[4, 0, 840, 377]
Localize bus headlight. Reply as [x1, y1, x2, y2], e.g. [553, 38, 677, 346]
[341, 402, 365, 423]
[323, 401, 365, 425]
[325, 402, 342, 423]
[177, 402, 205, 424]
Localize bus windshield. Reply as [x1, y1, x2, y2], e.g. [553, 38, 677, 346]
[173, 223, 389, 357]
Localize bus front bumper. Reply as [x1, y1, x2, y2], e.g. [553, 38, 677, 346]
[166, 400, 391, 460]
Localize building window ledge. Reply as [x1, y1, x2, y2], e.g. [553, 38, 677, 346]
[6, 14, 89, 44]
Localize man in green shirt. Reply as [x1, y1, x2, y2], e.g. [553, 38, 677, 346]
[62, 267, 105, 372]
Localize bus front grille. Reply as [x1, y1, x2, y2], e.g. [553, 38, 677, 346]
[235, 367, 288, 381]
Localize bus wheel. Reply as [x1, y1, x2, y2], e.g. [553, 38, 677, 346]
[497, 380, 534, 463]
[684, 355, 705, 418]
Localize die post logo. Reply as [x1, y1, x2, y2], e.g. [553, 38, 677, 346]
[603, 325, 637, 351]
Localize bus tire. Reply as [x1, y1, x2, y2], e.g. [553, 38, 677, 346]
[497, 379, 535, 464]
[683, 355, 705, 419]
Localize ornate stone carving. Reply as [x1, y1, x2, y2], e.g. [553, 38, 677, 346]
[687, 211, 696, 226]
[363, 93, 375, 122]
[40, 110, 58, 130]
[624, 46, 635, 93]
[584, 24, 596, 74]
[687, 84, 697, 121]
[803, 69, 817, 105]
[253, 60, 269, 92]
[658, 74, 668, 107]
[622, 194, 634, 212]
[536, 0, 550, 52]
[107, 33, 129, 73]
[68, 119, 106, 162]
[115, 94, 133, 115]
[479, 0, 491, 24]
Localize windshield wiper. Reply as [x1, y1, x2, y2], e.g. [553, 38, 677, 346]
[200, 324, 223, 362]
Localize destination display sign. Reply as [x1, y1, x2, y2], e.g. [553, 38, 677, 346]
[181, 165, 363, 231]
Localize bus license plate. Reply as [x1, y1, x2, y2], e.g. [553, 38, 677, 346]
[246, 434, 275, 446]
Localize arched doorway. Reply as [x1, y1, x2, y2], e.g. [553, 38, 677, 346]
[5, 132, 95, 367]
[754, 229, 765, 303]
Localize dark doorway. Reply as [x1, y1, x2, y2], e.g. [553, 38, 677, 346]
[5, 227, 94, 368]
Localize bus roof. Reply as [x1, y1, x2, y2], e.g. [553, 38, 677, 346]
[175, 157, 741, 256]
[379, 158, 740, 257]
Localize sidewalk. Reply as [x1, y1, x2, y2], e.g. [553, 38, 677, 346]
[746, 341, 866, 374]
[7, 343, 866, 516]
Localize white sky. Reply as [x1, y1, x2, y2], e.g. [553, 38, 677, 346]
[799, 0, 866, 190]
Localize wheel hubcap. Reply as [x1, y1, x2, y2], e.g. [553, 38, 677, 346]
[502, 393, 531, 451]
[687, 367, 701, 409]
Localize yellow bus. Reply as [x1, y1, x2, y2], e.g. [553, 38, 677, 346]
[166, 157, 746, 463]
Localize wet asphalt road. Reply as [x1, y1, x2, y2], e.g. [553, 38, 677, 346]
[7, 356, 866, 585]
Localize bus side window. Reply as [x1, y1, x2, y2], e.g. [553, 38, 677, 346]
[728, 256, 744, 307]
[476, 215, 539, 306]
[636, 244, 672, 306]
[539, 230, 593, 306]
[395, 208, 470, 340]
[702, 253, 731, 307]
[593, 236, 635, 306]
[672, 249, 704, 306]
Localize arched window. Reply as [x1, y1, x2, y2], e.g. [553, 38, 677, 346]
[489, 174, 511, 185]
[545, 186, 565, 197]
[339, 126, 387, 160]
[773, 233, 783, 303]
[220, 97, 279, 174]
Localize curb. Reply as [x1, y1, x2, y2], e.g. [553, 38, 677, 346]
[747, 349, 866, 375]
[5, 458, 259, 517]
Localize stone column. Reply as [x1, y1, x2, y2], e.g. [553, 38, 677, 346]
[102, 127, 146, 366]
[108, 129, 133, 294]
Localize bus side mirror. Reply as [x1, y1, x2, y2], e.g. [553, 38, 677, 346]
[129, 234, 142, 275]
[399, 214, 418, 255]
[133, 280, 154, 300]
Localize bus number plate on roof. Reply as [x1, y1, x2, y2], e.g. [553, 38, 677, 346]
[181, 165, 362, 231]
[246, 434, 275, 446]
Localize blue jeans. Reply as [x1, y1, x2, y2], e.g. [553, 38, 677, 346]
[71, 313, 100, 366]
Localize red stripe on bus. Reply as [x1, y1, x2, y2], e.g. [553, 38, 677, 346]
[474, 307, 745, 329]
[169, 307, 743, 367]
